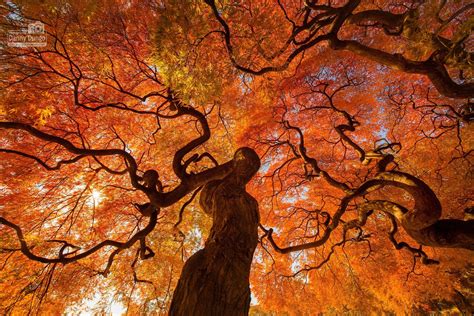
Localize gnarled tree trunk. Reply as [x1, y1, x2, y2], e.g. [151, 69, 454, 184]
[361, 172, 474, 250]
[169, 148, 260, 316]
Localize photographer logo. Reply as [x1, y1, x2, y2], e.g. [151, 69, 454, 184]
[8, 21, 47, 47]
[28, 21, 44, 34]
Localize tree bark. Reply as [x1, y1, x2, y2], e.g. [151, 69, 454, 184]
[358, 172, 474, 250]
[407, 219, 474, 250]
[169, 148, 260, 316]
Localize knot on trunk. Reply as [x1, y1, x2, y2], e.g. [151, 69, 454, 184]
[200, 147, 260, 216]
[232, 147, 261, 184]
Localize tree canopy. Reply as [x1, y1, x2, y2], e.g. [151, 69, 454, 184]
[0, 0, 473, 314]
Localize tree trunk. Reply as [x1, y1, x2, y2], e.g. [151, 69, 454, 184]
[169, 148, 260, 316]
[407, 219, 474, 250]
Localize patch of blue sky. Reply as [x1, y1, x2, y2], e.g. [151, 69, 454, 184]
[260, 159, 271, 173]
[190, 226, 203, 241]
[238, 73, 253, 94]
[376, 63, 390, 72]
[250, 292, 259, 305]
[281, 186, 309, 204]
[289, 251, 311, 279]
[375, 94, 385, 103]
[269, 226, 282, 235]
[375, 126, 388, 139]
[303, 66, 338, 84]
[6, 1, 22, 21]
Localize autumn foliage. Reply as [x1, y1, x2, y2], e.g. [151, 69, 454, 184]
[0, 0, 473, 314]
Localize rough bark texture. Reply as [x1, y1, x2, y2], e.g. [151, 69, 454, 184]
[169, 148, 260, 316]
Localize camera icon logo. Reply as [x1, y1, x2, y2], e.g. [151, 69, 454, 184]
[28, 21, 44, 34]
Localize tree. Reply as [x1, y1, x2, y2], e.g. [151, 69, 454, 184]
[0, 0, 472, 314]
